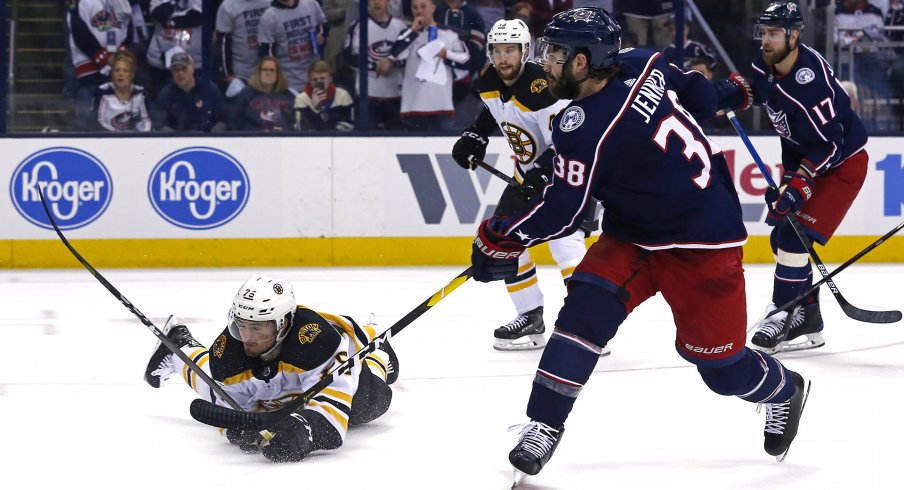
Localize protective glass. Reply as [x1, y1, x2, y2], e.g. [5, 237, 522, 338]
[536, 38, 570, 65]
[228, 316, 278, 343]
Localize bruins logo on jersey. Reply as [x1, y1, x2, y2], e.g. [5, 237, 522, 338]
[501, 122, 537, 164]
[298, 323, 322, 344]
[530, 78, 548, 94]
[212, 334, 227, 358]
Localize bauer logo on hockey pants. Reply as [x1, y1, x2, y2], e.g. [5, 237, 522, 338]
[148, 147, 250, 230]
[10, 147, 113, 230]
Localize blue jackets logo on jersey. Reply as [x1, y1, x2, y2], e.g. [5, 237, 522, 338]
[766, 104, 792, 139]
[559, 106, 585, 132]
[10, 147, 113, 230]
[795, 68, 815, 84]
[148, 147, 250, 230]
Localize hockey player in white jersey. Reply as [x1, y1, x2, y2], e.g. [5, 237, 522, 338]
[452, 19, 602, 353]
[144, 273, 398, 462]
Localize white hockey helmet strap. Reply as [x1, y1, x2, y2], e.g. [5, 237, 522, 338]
[228, 273, 296, 342]
[487, 19, 532, 65]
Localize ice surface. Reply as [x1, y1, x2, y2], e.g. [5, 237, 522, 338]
[1, 265, 902, 489]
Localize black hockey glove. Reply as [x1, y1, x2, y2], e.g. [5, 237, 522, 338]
[520, 167, 551, 198]
[452, 128, 489, 170]
[226, 428, 264, 453]
[262, 413, 314, 463]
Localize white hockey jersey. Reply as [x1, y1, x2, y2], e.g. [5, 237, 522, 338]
[344, 15, 409, 99]
[93, 82, 152, 132]
[475, 62, 569, 180]
[67, 0, 133, 79]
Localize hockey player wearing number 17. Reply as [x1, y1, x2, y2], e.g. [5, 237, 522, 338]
[713, 1, 868, 354]
[469, 8, 811, 483]
[452, 18, 601, 353]
[143, 273, 399, 462]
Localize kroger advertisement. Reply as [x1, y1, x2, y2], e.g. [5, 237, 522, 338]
[2, 136, 902, 241]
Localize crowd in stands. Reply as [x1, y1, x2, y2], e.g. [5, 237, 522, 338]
[58, 0, 904, 133]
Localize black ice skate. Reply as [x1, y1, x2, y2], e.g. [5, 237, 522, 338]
[761, 372, 811, 462]
[494, 306, 547, 351]
[752, 303, 824, 355]
[509, 420, 565, 487]
[144, 316, 202, 388]
[378, 339, 400, 385]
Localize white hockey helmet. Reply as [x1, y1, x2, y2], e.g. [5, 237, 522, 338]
[486, 19, 532, 65]
[227, 273, 296, 342]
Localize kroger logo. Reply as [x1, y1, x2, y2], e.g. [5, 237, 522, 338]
[9, 147, 113, 230]
[148, 147, 250, 230]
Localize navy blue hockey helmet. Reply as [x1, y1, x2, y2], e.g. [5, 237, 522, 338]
[537, 8, 621, 72]
[754, 1, 804, 39]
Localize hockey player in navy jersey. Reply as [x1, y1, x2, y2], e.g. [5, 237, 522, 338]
[143, 273, 398, 462]
[714, 1, 868, 354]
[452, 18, 595, 353]
[468, 8, 811, 482]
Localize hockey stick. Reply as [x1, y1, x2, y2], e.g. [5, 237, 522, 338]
[762, 220, 904, 323]
[189, 267, 474, 430]
[726, 110, 901, 324]
[471, 157, 519, 186]
[36, 187, 245, 411]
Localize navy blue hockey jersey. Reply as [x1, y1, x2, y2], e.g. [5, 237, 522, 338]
[749, 44, 867, 176]
[503, 49, 748, 250]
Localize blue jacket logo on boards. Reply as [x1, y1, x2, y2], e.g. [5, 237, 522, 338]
[10, 147, 113, 230]
[148, 147, 250, 229]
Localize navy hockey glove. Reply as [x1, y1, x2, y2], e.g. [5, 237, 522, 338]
[765, 173, 815, 226]
[471, 218, 525, 283]
[452, 128, 489, 170]
[226, 429, 264, 453]
[713, 73, 755, 113]
[262, 413, 314, 463]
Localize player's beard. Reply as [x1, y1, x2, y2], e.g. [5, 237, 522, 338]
[496, 60, 522, 82]
[762, 40, 793, 66]
[548, 67, 582, 100]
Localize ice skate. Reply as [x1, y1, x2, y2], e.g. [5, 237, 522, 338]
[144, 315, 202, 388]
[378, 339, 400, 385]
[508, 420, 564, 485]
[494, 306, 547, 351]
[752, 303, 824, 355]
[760, 372, 811, 461]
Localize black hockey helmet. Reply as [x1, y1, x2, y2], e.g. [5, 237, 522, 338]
[537, 7, 621, 73]
[754, 1, 804, 39]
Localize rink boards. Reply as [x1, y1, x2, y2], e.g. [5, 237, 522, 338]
[1, 135, 902, 268]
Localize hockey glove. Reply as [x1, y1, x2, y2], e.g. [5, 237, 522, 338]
[520, 167, 551, 198]
[452, 128, 489, 170]
[471, 218, 525, 283]
[226, 428, 264, 453]
[262, 413, 314, 463]
[713, 73, 755, 113]
[764, 172, 814, 226]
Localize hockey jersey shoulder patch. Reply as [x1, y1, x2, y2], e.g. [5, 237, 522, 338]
[279, 308, 343, 371]
[208, 327, 252, 382]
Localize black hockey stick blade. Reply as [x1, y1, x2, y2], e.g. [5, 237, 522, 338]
[190, 267, 474, 430]
[764, 220, 904, 323]
[36, 187, 245, 411]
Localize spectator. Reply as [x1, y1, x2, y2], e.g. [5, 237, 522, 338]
[231, 56, 297, 130]
[835, 0, 885, 48]
[345, 0, 404, 32]
[888, 0, 904, 48]
[615, 0, 673, 48]
[66, 0, 133, 130]
[146, 0, 204, 91]
[527, 0, 572, 38]
[347, 0, 409, 129]
[295, 60, 356, 130]
[152, 50, 229, 131]
[92, 50, 152, 132]
[323, 0, 351, 74]
[434, 0, 486, 126]
[470, 0, 506, 31]
[215, 0, 271, 98]
[258, 0, 329, 91]
[835, 0, 893, 100]
[661, 17, 718, 72]
[687, 57, 714, 80]
[388, 0, 470, 131]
